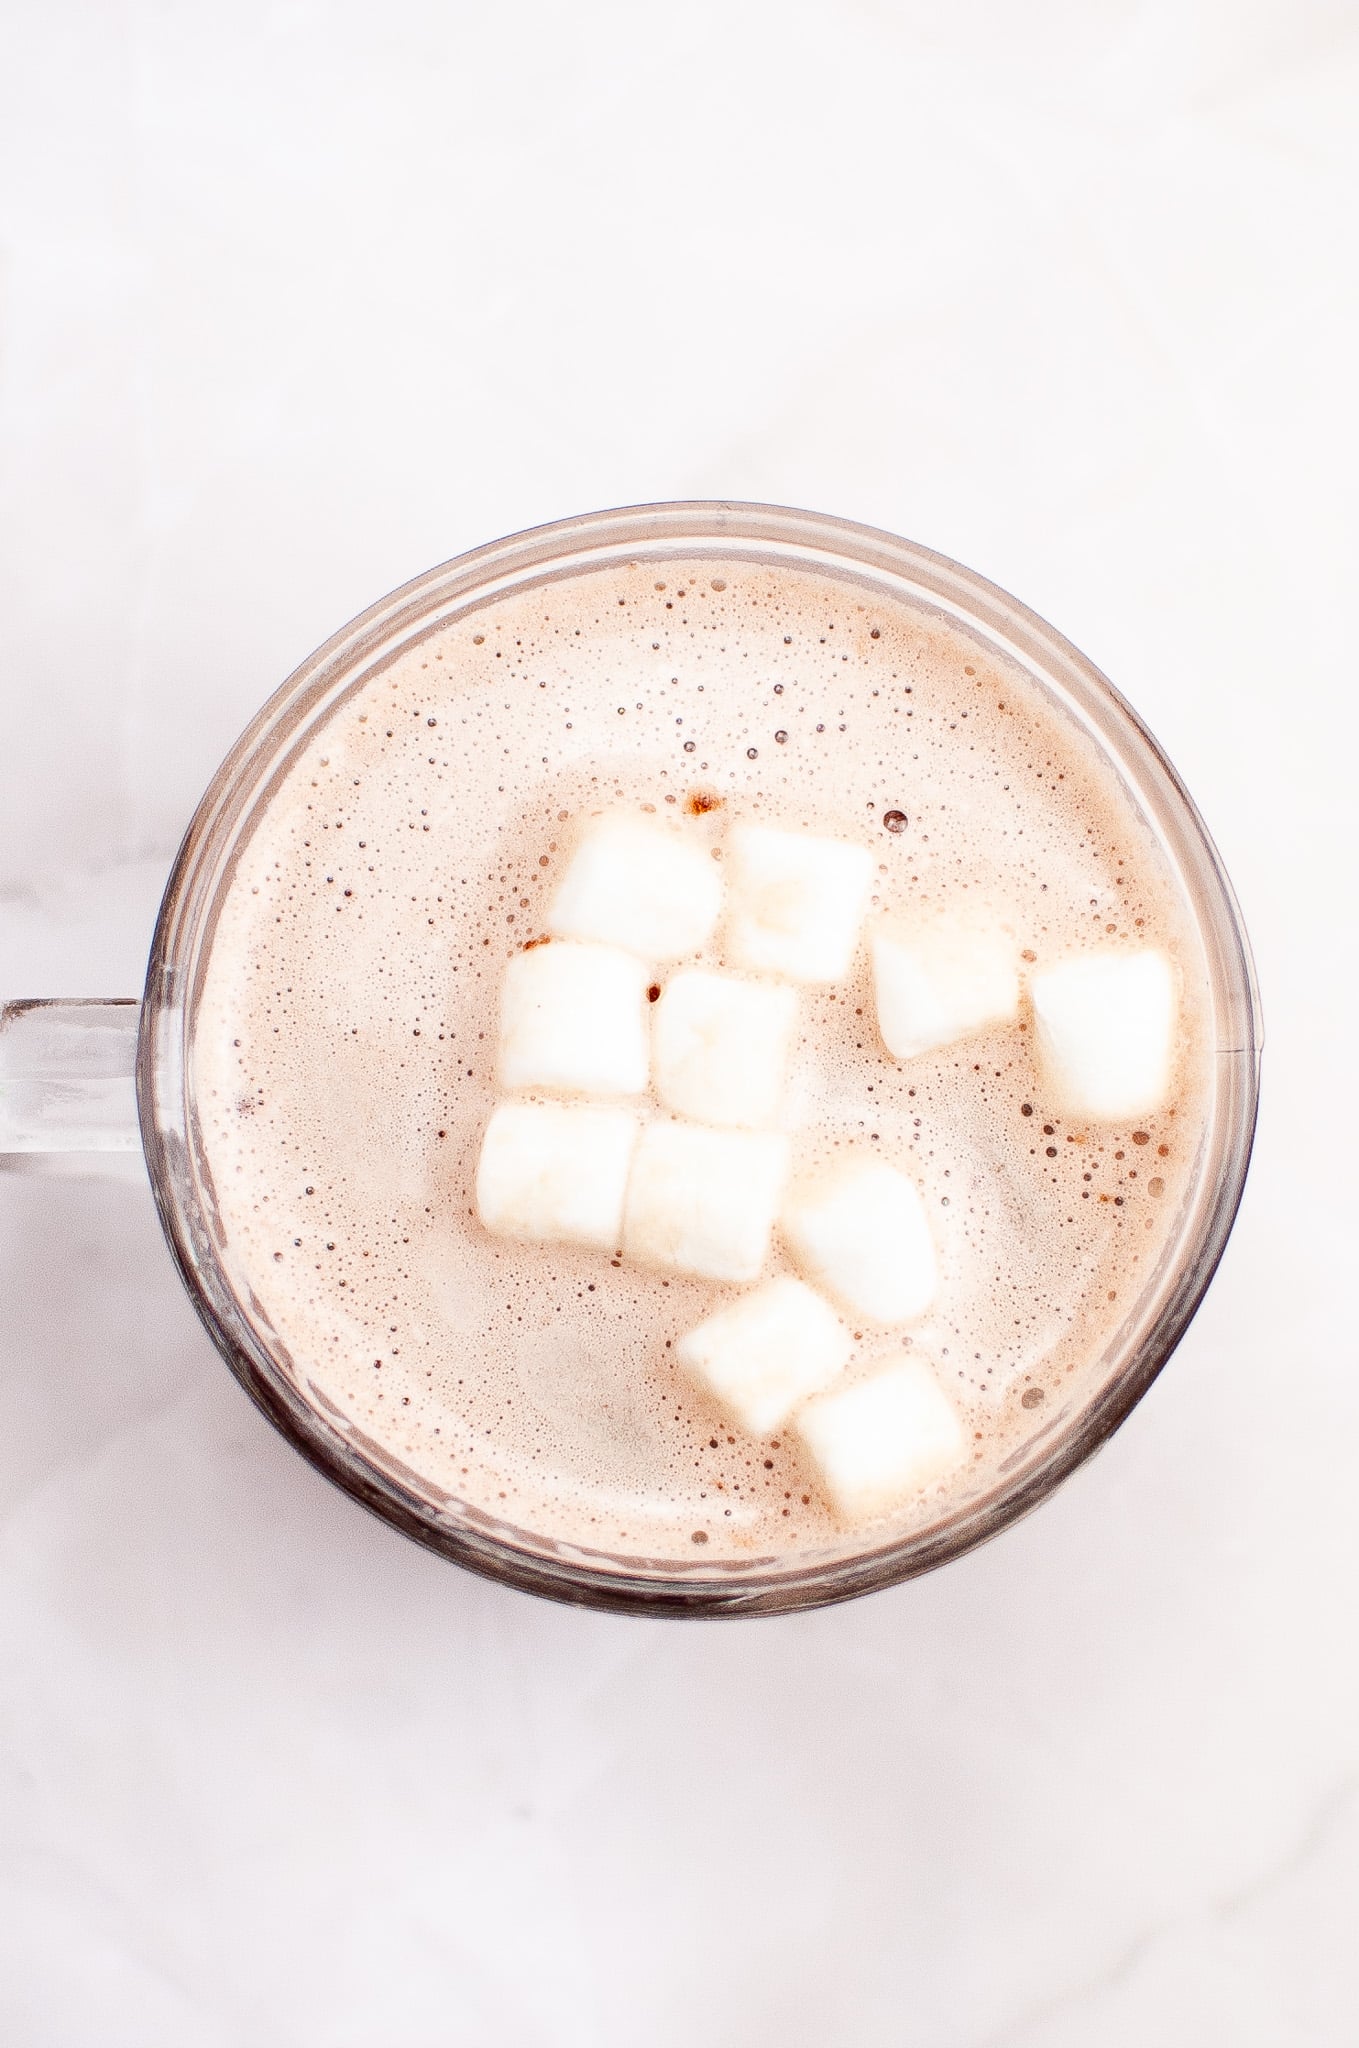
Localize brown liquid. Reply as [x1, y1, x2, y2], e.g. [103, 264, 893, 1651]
[194, 559, 1211, 1562]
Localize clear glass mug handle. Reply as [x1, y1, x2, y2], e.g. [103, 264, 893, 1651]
[0, 999, 143, 1175]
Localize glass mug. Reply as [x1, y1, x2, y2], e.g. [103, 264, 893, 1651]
[0, 503, 1262, 1616]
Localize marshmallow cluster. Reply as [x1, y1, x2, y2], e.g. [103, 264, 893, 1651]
[869, 910, 1178, 1122]
[476, 809, 836, 1288]
[470, 800, 1179, 1530]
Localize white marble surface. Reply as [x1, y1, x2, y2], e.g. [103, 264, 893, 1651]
[2, 3, 1357, 2041]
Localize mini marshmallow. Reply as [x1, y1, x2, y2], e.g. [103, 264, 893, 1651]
[781, 1156, 937, 1323]
[872, 917, 1020, 1061]
[795, 1357, 966, 1521]
[497, 940, 651, 1098]
[676, 1276, 851, 1435]
[475, 1101, 638, 1251]
[652, 970, 799, 1129]
[622, 1120, 790, 1283]
[1030, 949, 1176, 1121]
[548, 812, 723, 960]
[723, 825, 874, 984]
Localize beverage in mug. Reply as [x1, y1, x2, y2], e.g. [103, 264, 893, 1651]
[174, 511, 1251, 1603]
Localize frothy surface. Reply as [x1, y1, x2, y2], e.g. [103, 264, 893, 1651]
[195, 558, 1211, 1565]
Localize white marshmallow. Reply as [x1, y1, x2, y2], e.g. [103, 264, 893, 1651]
[781, 1156, 937, 1323]
[723, 825, 874, 984]
[676, 1276, 851, 1435]
[622, 1120, 790, 1283]
[548, 812, 723, 960]
[497, 941, 650, 1098]
[795, 1357, 966, 1521]
[1030, 950, 1176, 1121]
[652, 970, 799, 1129]
[475, 1101, 638, 1251]
[872, 916, 1020, 1061]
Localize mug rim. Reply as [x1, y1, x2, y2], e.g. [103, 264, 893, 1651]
[136, 499, 1262, 1616]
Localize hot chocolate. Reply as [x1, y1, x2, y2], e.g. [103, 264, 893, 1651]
[194, 555, 1210, 1564]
